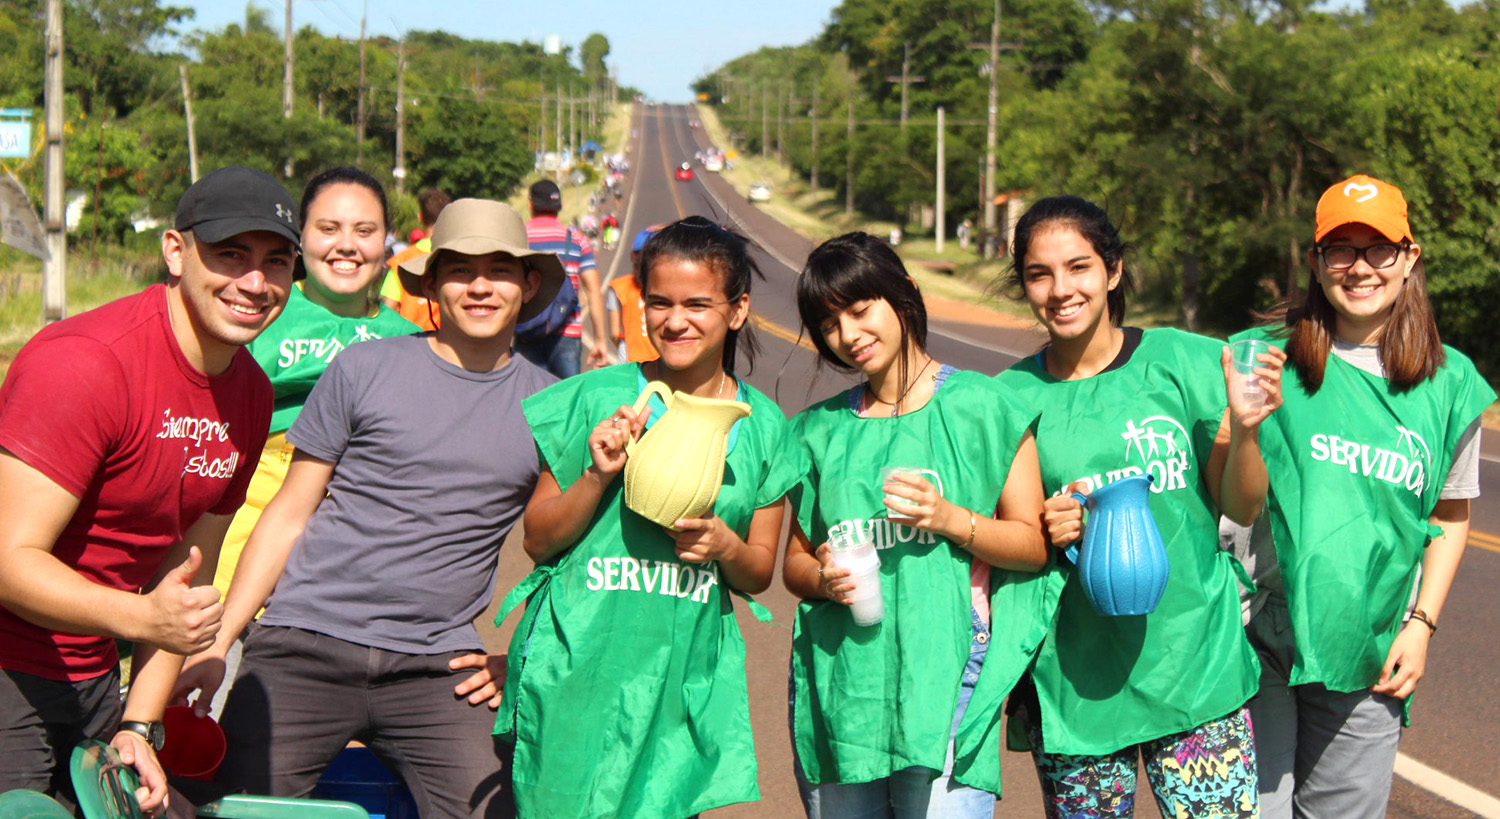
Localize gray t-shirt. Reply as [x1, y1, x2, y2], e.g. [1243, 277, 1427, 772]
[262, 334, 556, 654]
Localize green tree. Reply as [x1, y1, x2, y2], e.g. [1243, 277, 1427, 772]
[408, 97, 532, 198]
[580, 33, 610, 89]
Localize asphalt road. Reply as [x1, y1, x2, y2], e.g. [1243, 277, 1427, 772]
[480, 103, 1497, 818]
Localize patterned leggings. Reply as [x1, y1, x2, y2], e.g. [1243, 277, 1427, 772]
[1028, 707, 1259, 819]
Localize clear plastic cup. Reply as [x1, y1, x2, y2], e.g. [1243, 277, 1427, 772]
[829, 530, 884, 627]
[1230, 339, 1270, 410]
[879, 467, 944, 522]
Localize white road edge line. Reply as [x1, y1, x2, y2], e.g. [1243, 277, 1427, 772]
[1393, 752, 1500, 818]
[674, 105, 1029, 360]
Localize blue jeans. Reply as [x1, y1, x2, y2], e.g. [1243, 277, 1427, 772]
[795, 607, 996, 819]
[514, 333, 581, 379]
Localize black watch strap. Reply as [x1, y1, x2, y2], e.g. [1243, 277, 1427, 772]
[119, 720, 165, 751]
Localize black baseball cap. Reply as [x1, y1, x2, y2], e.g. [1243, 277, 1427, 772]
[529, 179, 562, 211]
[174, 166, 300, 245]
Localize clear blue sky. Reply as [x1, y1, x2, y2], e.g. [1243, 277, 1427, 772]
[172, 0, 838, 101]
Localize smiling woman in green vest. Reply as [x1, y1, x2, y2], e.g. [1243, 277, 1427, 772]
[1233, 175, 1495, 819]
[783, 232, 1049, 818]
[995, 196, 1283, 819]
[495, 216, 805, 819]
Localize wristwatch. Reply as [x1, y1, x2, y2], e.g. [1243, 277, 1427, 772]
[119, 720, 165, 752]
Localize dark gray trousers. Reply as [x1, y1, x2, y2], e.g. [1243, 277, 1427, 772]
[0, 667, 123, 809]
[215, 624, 513, 819]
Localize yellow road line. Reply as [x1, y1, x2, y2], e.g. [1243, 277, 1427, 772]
[750, 312, 815, 351]
[1468, 529, 1500, 555]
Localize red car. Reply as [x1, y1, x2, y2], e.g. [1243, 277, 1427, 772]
[674, 162, 694, 181]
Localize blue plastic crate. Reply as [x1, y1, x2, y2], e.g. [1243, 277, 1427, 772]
[311, 748, 418, 819]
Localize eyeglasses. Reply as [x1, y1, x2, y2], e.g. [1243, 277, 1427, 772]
[1316, 242, 1408, 271]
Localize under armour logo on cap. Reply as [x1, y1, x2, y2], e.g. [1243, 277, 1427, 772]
[1343, 182, 1378, 203]
[275, 203, 294, 223]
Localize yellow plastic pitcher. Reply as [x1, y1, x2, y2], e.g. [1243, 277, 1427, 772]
[624, 380, 752, 530]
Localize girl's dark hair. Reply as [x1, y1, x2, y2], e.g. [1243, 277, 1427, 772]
[1265, 243, 1442, 393]
[300, 166, 391, 231]
[1003, 195, 1133, 326]
[637, 216, 763, 374]
[796, 233, 928, 390]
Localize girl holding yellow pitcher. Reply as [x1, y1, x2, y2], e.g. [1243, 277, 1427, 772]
[495, 216, 806, 819]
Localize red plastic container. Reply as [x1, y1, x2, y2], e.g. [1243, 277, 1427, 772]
[158, 705, 226, 781]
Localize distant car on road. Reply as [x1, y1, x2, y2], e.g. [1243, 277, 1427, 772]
[675, 162, 694, 181]
[689, 119, 702, 128]
[747, 182, 772, 203]
[704, 155, 724, 173]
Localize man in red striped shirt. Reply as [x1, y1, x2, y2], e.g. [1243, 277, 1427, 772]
[516, 180, 609, 377]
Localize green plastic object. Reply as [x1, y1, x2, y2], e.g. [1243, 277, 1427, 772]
[198, 795, 370, 819]
[0, 789, 73, 819]
[69, 741, 143, 819]
[69, 741, 370, 819]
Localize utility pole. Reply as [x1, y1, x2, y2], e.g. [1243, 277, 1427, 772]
[935, 106, 945, 254]
[845, 97, 854, 216]
[42, 0, 65, 323]
[394, 38, 406, 193]
[760, 85, 769, 158]
[555, 81, 563, 182]
[885, 42, 926, 135]
[810, 82, 819, 189]
[569, 84, 576, 159]
[355, 0, 367, 165]
[282, 0, 294, 177]
[179, 64, 199, 183]
[776, 83, 785, 166]
[982, 0, 1000, 257]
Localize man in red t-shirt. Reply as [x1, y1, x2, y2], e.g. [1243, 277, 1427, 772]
[0, 166, 298, 815]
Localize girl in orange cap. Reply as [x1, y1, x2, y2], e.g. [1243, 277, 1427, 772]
[1234, 174, 1494, 819]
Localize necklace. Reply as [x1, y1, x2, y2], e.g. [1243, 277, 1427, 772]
[865, 357, 937, 417]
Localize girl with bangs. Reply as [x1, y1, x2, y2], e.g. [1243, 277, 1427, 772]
[1236, 175, 1494, 819]
[784, 231, 1049, 817]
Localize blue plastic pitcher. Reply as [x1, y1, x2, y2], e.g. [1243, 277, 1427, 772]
[1066, 473, 1170, 617]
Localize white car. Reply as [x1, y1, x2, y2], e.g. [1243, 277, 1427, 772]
[748, 182, 772, 203]
[704, 156, 724, 173]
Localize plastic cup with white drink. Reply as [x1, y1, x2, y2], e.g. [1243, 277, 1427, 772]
[880, 467, 944, 523]
[1230, 339, 1271, 410]
[828, 529, 884, 627]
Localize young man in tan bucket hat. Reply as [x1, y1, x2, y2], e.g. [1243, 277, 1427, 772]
[173, 199, 562, 818]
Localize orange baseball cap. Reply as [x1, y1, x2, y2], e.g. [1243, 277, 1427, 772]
[1315, 174, 1412, 243]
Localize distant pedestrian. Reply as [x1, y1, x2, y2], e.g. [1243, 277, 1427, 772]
[957, 219, 972, 250]
[517, 180, 610, 377]
[0, 166, 298, 815]
[1238, 175, 1493, 819]
[604, 226, 661, 364]
[380, 188, 452, 331]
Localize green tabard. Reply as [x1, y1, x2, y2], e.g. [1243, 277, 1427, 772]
[790, 370, 1052, 795]
[1234, 326, 1494, 693]
[246, 284, 420, 432]
[995, 328, 1259, 755]
[496, 363, 805, 819]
